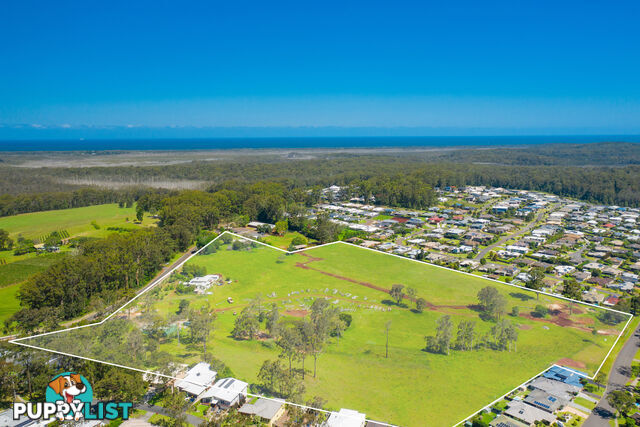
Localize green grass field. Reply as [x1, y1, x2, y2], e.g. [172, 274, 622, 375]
[0, 252, 66, 288]
[0, 203, 154, 240]
[25, 236, 630, 426]
[0, 284, 20, 325]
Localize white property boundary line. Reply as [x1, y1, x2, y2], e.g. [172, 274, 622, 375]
[10, 230, 634, 426]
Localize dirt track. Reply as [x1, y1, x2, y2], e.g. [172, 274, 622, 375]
[294, 253, 612, 334]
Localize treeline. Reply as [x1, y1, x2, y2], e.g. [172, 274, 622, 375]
[0, 342, 148, 406]
[0, 187, 172, 217]
[7, 228, 176, 333]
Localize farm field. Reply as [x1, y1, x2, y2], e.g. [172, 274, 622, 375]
[0, 284, 20, 324]
[21, 235, 630, 427]
[0, 203, 155, 240]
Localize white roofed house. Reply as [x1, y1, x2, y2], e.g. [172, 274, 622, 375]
[187, 274, 220, 294]
[201, 377, 248, 409]
[324, 408, 366, 427]
[175, 362, 217, 398]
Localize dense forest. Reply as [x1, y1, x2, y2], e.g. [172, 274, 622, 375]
[2, 142, 640, 210]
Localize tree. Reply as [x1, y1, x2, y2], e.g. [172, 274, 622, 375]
[93, 367, 147, 402]
[231, 303, 260, 340]
[313, 214, 341, 244]
[177, 299, 190, 316]
[406, 287, 417, 301]
[385, 321, 392, 358]
[562, 279, 582, 303]
[490, 318, 518, 351]
[0, 229, 13, 251]
[307, 298, 338, 377]
[608, 390, 635, 416]
[390, 284, 405, 305]
[274, 219, 288, 236]
[525, 267, 546, 298]
[425, 315, 454, 355]
[188, 303, 216, 355]
[415, 298, 427, 313]
[277, 327, 301, 375]
[477, 286, 507, 320]
[533, 305, 548, 318]
[291, 235, 307, 246]
[265, 303, 280, 337]
[163, 389, 190, 427]
[135, 205, 144, 222]
[454, 320, 476, 351]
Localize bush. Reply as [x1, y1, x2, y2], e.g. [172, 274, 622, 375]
[533, 305, 548, 318]
[291, 235, 308, 246]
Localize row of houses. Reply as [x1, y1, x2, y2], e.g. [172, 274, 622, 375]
[175, 362, 370, 426]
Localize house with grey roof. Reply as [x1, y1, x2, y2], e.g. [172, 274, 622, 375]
[524, 389, 567, 413]
[238, 397, 285, 426]
[504, 400, 556, 425]
[528, 377, 580, 401]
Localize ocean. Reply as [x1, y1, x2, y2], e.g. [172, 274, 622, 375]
[0, 135, 639, 151]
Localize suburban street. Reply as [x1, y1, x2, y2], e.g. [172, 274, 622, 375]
[584, 322, 640, 426]
[473, 204, 555, 261]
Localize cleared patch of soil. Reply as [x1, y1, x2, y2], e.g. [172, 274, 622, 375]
[284, 309, 309, 317]
[556, 358, 587, 370]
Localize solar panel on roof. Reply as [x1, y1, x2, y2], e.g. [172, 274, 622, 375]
[224, 379, 235, 389]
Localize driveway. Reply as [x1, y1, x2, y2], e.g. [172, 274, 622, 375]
[583, 322, 640, 426]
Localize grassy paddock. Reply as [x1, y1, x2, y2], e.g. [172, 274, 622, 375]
[0, 203, 154, 240]
[0, 284, 20, 324]
[28, 240, 630, 427]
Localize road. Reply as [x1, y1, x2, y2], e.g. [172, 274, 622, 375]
[473, 205, 555, 261]
[60, 245, 197, 327]
[583, 322, 640, 426]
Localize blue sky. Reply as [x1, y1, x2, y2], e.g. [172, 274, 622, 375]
[1, 0, 639, 136]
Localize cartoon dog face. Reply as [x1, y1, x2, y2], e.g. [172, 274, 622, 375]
[48, 373, 86, 404]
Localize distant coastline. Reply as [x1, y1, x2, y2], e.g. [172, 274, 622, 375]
[1, 135, 640, 152]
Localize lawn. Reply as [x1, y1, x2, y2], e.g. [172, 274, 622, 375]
[23, 235, 630, 427]
[0, 252, 66, 287]
[573, 396, 597, 411]
[0, 203, 155, 240]
[0, 283, 20, 324]
[262, 231, 311, 249]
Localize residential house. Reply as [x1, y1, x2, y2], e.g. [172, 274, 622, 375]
[201, 377, 248, 408]
[175, 362, 217, 397]
[238, 398, 285, 426]
[523, 389, 566, 413]
[504, 401, 556, 425]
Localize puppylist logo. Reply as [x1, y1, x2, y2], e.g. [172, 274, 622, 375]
[13, 372, 133, 421]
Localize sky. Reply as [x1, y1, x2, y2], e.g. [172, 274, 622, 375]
[1, 0, 640, 138]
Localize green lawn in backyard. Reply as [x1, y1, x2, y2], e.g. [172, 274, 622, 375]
[0, 203, 155, 240]
[25, 236, 630, 427]
[262, 232, 311, 249]
[0, 283, 20, 324]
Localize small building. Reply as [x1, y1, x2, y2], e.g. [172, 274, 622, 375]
[325, 408, 367, 427]
[238, 397, 285, 426]
[187, 275, 220, 293]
